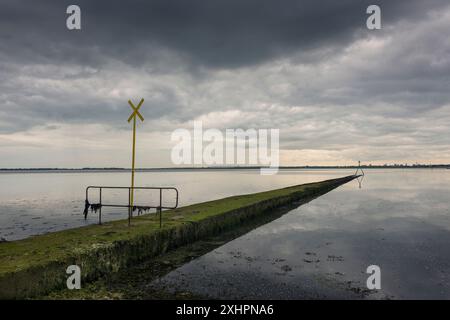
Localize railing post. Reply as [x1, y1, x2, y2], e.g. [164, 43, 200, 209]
[128, 188, 131, 226]
[159, 188, 162, 228]
[99, 188, 102, 225]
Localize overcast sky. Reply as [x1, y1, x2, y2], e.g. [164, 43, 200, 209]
[1, 0, 450, 168]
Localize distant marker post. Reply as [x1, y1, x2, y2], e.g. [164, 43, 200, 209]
[127, 98, 144, 222]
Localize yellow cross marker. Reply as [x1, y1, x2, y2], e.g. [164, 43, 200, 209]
[127, 98, 144, 217]
[128, 99, 144, 122]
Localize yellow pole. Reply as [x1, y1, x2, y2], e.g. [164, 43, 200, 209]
[127, 98, 144, 222]
[131, 115, 136, 211]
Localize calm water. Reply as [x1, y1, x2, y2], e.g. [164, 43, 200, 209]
[147, 169, 450, 299]
[2, 168, 450, 299]
[0, 169, 352, 240]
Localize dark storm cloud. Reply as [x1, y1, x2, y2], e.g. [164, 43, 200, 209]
[0, 0, 447, 68]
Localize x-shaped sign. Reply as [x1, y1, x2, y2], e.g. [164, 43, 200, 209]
[128, 98, 145, 122]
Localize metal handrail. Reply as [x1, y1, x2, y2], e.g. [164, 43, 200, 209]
[354, 161, 365, 177]
[84, 186, 179, 227]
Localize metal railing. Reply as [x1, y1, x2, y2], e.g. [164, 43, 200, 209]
[354, 161, 365, 177]
[83, 186, 179, 227]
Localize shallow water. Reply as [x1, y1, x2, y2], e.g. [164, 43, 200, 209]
[3, 168, 450, 299]
[148, 169, 450, 299]
[0, 168, 352, 240]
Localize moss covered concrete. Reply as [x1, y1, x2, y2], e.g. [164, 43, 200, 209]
[0, 175, 357, 299]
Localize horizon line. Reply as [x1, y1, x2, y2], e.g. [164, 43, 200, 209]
[1, 164, 450, 171]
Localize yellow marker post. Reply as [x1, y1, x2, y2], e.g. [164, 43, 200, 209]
[127, 98, 144, 222]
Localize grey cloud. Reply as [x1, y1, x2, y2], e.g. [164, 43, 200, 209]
[0, 0, 447, 68]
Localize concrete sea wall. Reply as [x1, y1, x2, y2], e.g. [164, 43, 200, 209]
[0, 175, 357, 299]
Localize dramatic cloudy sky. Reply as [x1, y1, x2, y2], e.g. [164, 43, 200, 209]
[1, 0, 450, 167]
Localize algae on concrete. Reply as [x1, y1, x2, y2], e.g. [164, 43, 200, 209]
[0, 175, 357, 299]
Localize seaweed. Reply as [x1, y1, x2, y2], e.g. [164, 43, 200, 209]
[83, 200, 102, 218]
[83, 200, 90, 218]
[90, 203, 102, 213]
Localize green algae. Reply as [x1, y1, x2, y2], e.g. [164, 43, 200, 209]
[43, 186, 328, 300]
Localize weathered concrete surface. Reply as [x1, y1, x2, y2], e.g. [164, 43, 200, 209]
[0, 175, 357, 299]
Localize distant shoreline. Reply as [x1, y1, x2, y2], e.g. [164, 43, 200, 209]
[0, 165, 449, 173]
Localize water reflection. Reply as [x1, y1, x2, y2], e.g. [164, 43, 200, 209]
[148, 169, 450, 299]
[356, 174, 364, 189]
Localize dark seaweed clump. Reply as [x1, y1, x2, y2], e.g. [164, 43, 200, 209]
[83, 200, 102, 218]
